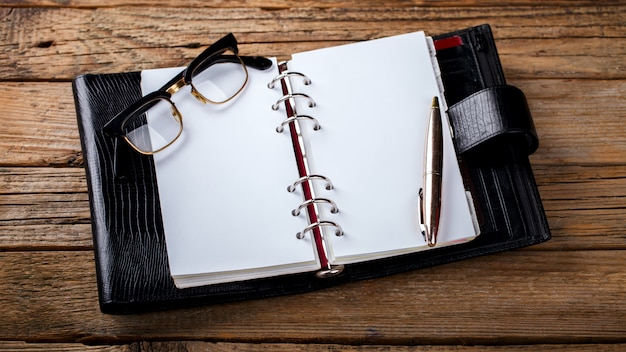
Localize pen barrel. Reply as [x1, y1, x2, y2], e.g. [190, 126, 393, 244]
[422, 172, 442, 237]
[424, 110, 443, 178]
[423, 103, 443, 245]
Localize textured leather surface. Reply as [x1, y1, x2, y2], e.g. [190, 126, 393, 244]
[72, 24, 551, 314]
[73, 72, 173, 312]
[448, 85, 538, 155]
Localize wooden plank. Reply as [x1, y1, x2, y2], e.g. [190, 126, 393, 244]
[0, 6, 624, 80]
[0, 0, 620, 8]
[533, 163, 626, 250]
[0, 341, 121, 351]
[2, 341, 626, 352]
[512, 79, 626, 165]
[0, 167, 91, 249]
[0, 185, 88, 230]
[0, 224, 92, 250]
[0, 250, 624, 344]
[0, 82, 81, 167]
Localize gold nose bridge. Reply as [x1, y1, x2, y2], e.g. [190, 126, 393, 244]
[166, 77, 186, 96]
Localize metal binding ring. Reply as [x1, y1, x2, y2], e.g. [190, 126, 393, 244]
[316, 264, 345, 278]
[276, 114, 321, 133]
[292, 198, 339, 217]
[287, 175, 334, 193]
[296, 221, 344, 239]
[271, 93, 316, 111]
[267, 71, 312, 89]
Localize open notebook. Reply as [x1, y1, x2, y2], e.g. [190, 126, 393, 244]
[73, 24, 550, 313]
[141, 32, 479, 288]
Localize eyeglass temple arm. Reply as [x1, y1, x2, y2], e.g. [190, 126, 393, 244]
[113, 137, 131, 181]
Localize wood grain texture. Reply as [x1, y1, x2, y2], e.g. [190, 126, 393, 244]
[1, 0, 621, 8]
[0, 250, 625, 344]
[2, 341, 626, 352]
[0, 82, 81, 166]
[0, 6, 624, 79]
[1, 0, 625, 350]
[0, 167, 91, 249]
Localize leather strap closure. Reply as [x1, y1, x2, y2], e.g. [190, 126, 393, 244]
[447, 85, 538, 155]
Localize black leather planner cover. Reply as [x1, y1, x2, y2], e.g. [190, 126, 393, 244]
[72, 24, 550, 314]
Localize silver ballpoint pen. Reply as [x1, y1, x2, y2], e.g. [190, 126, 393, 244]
[420, 96, 443, 247]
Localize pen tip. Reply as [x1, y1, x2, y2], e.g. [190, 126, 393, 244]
[422, 226, 437, 247]
[431, 96, 439, 109]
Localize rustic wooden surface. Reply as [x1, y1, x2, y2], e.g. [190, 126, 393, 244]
[1, 1, 625, 351]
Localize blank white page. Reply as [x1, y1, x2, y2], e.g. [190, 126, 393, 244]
[142, 59, 320, 287]
[287, 32, 478, 264]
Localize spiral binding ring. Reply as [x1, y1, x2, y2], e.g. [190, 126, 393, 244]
[287, 175, 334, 193]
[276, 114, 321, 133]
[267, 71, 312, 89]
[272, 93, 316, 111]
[296, 221, 344, 239]
[316, 264, 345, 278]
[292, 198, 339, 217]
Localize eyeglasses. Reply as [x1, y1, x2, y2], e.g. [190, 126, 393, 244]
[104, 33, 272, 156]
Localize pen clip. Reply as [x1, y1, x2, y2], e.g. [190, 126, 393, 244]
[418, 188, 428, 242]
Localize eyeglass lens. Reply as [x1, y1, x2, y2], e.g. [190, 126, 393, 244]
[123, 98, 183, 154]
[190, 48, 248, 104]
[122, 48, 248, 154]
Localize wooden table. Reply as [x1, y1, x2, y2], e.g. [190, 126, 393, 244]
[1, 1, 625, 351]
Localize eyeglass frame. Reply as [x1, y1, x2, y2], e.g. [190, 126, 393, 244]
[102, 33, 273, 180]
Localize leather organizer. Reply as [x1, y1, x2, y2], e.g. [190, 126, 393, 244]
[72, 24, 550, 314]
